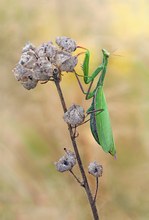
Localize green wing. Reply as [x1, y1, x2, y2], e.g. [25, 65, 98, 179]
[89, 85, 116, 156]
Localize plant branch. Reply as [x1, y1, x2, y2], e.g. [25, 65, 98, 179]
[69, 170, 84, 186]
[93, 177, 99, 204]
[53, 72, 99, 220]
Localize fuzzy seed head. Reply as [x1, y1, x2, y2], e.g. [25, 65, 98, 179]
[55, 51, 78, 72]
[63, 104, 85, 127]
[13, 64, 38, 90]
[55, 150, 76, 172]
[88, 162, 103, 178]
[56, 36, 77, 52]
[22, 42, 36, 53]
[36, 42, 58, 62]
[19, 51, 37, 69]
[13, 36, 79, 89]
[33, 57, 54, 81]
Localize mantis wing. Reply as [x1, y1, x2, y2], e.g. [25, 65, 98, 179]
[89, 85, 116, 156]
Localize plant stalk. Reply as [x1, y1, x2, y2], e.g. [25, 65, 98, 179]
[53, 73, 99, 220]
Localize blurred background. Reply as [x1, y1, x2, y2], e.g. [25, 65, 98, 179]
[0, 0, 149, 219]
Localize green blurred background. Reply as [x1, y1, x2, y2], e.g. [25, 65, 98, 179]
[0, 0, 149, 219]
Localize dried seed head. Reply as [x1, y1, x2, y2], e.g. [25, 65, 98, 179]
[55, 150, 76, 172]
[36, 42, 58, 62]
[13, 64, 26, 81]
[88, 162, 103, 178]
[33, 57, 54, 81]
[45, 42, 58, 62]
[19, 51, 37, 69]
[22, 42, 36, 53]
[13, 36, 79, 89]
[56, 36, 77, 52]
[55, 51, 78, 72]
[13, 64, 38, 90]
[20, 76, 38, 90]
[63, 104, 85, 127]
[60, 55, 78, 72]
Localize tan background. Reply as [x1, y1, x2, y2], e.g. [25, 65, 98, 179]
[0, 0, 149, 219]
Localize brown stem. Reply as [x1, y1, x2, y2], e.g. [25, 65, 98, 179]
[53, 72, 99, 220]
[69, 170, 84, 186]
[93, 177, 99, 204]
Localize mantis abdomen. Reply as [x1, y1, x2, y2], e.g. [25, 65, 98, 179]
[88, 85, 116, 156]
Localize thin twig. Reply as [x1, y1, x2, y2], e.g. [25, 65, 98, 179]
[69, 170, 84, 187]
[93, 177, 99, 204]
[53, 71, 99, 220]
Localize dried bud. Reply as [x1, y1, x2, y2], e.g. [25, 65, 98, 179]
[88, 162, 103, 178]
[63, 104, 85, 127]
[19, 51, 37, 69]
[20, 76, 38, 90]
[13, 64, 26, 81]
[45, 42, 58, 62]
[22, 42, 36, 53]
[55, 51, 78, 72]
[55, 150, 76, 172]
[13, 64, 38, 89]
[36, 42, 58, 62]
[60, 55, 78, 72]
[56, 36, 77, 52]
[33, 57, 54, 81]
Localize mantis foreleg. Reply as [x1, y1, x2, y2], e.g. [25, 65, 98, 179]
[75, 48, 109, 99]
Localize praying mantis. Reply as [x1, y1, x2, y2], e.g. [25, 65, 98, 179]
[75, 48, 116, 157]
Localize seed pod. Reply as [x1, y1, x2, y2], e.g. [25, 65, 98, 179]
[55, 150, 76, 172]
[13, 64, 38, 89]
[88, 162, 103, 178]
[63, 104, 85, 127]
[55, 51, 78, 72]
[19, 51, 37, 69]
[13, 64, 26, 81]
[20, 76, 38, 90]
[22, 42, 36, 53]
[45, 42, 58, 62]
[33, 57, 54, 81]
[56, 36, 77, 52]
[36, 41, 58, 63]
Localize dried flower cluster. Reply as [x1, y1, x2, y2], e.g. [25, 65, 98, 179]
[63, 104, 85, 127]
[88, 162, 103, 178]
[55, 149, 76, 172]
[13, 37, 78, 90]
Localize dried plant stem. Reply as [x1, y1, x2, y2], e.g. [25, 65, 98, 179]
[69, 170, 83, 186]
[93, 177, 99, 204]
[53, 73, 99, 220]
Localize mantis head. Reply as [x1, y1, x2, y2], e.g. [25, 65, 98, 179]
[102, 49, 110, 58]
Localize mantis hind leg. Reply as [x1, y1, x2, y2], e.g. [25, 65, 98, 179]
[87, 108, 104, 115]
[76, 108, 104, 126]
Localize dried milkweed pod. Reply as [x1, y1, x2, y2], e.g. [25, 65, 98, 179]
[63, 104, 85, 127]
[88, 162, 103, 178]
[56, 36, 77, 52]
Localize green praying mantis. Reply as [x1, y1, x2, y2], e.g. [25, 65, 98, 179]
[75, 48, 116, 157]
